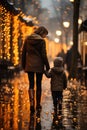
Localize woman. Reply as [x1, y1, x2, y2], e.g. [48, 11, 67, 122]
[22, 26, 50, 113]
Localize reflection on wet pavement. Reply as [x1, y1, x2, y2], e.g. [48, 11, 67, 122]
[0, 71, 87, 130]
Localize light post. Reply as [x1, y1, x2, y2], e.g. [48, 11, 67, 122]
[63, 21, 70, 45]
[78, 17, 82, 54]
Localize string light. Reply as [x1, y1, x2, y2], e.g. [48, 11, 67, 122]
[0, 3, 37, 66]
[0, 5, 10, 60]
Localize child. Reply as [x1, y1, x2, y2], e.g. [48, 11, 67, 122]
[44, 57, 67, 116]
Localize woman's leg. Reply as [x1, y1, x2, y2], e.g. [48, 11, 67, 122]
[28, 72, 34, 89]
[28, 72, 35, 113]
[36, 72, 43, 110]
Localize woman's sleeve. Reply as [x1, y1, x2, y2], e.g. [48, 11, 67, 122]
[44, 69, 52, 78]
[41, 40, 50, 71]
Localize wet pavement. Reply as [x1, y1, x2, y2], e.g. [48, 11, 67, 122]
[0, 71, 87, 130]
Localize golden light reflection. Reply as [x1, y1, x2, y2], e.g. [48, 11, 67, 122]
[13, 81, 19, 129]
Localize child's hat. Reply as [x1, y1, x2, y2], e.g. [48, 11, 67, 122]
[54, 57, 63, 67]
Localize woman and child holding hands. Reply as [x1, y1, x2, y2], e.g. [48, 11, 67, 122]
[22, 26, 67, 116]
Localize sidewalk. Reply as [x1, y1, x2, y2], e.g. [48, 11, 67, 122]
[0, 71, 87, 130]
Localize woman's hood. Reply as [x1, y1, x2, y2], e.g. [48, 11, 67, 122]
[26, 33, 44, 46]
[28, 33, 43, 40]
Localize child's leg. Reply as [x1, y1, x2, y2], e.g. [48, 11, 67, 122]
[57, 91, 63, 115]
[52, 91, 57, 114]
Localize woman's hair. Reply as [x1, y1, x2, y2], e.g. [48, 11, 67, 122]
[34, 26, 48, 35]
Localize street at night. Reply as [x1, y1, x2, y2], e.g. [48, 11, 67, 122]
[0, 0, 87, 130]
[0, 70, 87, 130]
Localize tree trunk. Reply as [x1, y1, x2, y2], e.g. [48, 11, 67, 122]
[69, 0, 80, 78]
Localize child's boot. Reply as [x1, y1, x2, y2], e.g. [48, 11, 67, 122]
[54, 104, 57, 116]
[57, 99, 62, 115]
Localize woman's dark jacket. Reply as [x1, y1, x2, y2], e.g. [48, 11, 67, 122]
[22, 33, 50, 73]
[45, 67, 67, 91]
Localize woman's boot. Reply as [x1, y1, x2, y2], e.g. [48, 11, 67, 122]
[36, 90, 42, 111]
[29, 89, 35, 113]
